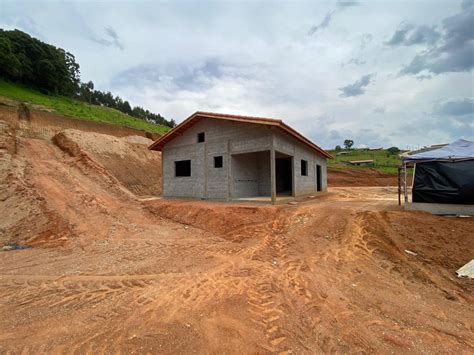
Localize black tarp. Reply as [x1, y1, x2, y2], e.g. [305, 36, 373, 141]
[413, 160, 474, 204]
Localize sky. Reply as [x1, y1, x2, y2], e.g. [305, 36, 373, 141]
[1, 0, 473, 149]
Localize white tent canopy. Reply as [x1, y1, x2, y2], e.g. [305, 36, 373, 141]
[403, 139, 474, 162]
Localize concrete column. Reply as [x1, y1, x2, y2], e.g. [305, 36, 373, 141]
[291, 156, 296, 197]
[161, 150, 165, 196]
[270, 148, 276, 204]
[204, 143, 208, 199]
[227, 140, 232, 201]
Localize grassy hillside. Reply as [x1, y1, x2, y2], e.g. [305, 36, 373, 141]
[0, 81, 170, 134]
[327, 149, 402, 174]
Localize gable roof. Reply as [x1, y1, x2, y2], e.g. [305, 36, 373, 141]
[148, 111, 333, 159]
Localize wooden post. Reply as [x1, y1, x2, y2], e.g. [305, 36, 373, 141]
[270, 148, 276, 204]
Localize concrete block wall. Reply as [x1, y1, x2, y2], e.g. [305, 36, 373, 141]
[274, 131, 327, 196]
[232, 152, 259, 197]
[163, 118, 273, 199]
[162, 144, 205, 198]
[165, 118, 272, 151]
[206, 141, 229, 199]
[230, 151, 271, 198]
[257, 151, 271, 195]
[162, 117, 327, 200]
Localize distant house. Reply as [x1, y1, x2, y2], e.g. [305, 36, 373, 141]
[149, 111, 332, 203]
[348, 159, 374, 166]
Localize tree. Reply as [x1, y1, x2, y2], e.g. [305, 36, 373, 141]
[79, 81, 94, 103]
[0, 35, 21, 79]
[387, 146, 400, 155]
[0, 29, 81, 95]
[343, 139, 354, 150]
[121, 100, 132, 115]
[335, 145, 342, 151]
[64, 51, 80, 95]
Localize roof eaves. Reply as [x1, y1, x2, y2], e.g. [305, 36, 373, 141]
[149, 111, 334, 159]
[148, 111, 200, 151]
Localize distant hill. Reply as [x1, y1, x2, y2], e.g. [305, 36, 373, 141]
[0, 80, 170, 134]
[0, 28, 174, 129]
[327, 148, 402, 174]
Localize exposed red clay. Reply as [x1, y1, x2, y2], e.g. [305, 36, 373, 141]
[0, 119, 472, 353]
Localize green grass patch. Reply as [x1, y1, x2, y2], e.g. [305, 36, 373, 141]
[0, 80, 170, 134]
[327, 149, 403, 175]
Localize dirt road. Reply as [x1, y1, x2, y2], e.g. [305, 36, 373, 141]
[0, 122, 473, 353]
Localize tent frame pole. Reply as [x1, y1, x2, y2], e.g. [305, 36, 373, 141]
[403, 162, 408, 203]
[397, 166, 401, 206]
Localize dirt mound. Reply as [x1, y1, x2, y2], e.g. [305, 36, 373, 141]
[328, 167, 402, 186]
[53, 129, 161, 196]
[145, 199, 283, 241]
[372, 211, 474, 284]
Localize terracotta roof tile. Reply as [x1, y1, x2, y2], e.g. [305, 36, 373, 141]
[149, 111, 333, 159]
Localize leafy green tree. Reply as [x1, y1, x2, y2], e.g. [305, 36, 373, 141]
[343, 139, 354, 150]
[121, 100, 132, 115]
[64, 51, 80, 95]
[335, 145, 342, 151]
[387, 147, 400, 155]
[79, 81, 94, 103]
[0, 36, 21, 78]
[0, 29, 81, 95]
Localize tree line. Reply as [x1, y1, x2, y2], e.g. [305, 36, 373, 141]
[0, 29, 175, 128]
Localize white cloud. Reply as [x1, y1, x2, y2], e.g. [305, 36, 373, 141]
[1, 0, 472, 148]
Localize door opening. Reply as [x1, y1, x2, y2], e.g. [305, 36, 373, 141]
[276, 157, 292, 195]
[316, 164, 322, 192]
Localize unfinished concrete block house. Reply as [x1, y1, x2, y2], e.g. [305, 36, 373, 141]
[149, 112, 332, 203]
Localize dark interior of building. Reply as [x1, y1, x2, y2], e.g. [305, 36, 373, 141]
[276, 157, 292, 194]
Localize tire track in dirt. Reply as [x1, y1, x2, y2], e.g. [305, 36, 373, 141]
[247, 274, 288, 353]
[0, 275, 158, 311]
[238, 210, 324, 353]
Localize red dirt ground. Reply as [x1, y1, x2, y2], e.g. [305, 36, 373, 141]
[0, 119, 473, 353]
